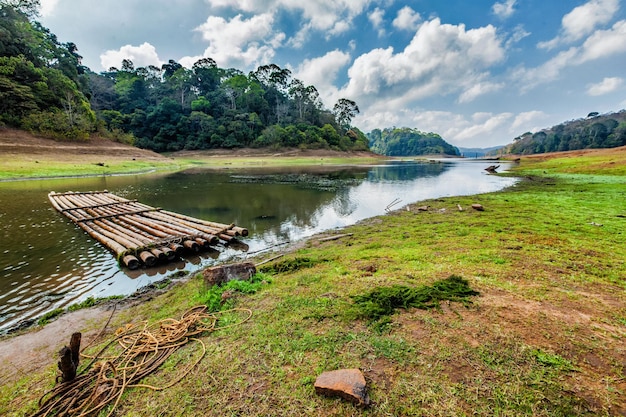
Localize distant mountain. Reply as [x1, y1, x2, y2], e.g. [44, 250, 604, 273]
[457, 146, 504, 158]
[498, 110, 626, 155]
[367, 127, 460, 156]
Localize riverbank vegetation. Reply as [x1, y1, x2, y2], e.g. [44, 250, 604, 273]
[1, 147, 624, 416]
[499, 110, 626, 156]
[368, 127, 460, 156]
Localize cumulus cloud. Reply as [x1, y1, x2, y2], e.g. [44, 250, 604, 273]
[368, 8, 386, 37]
[458, 81, 504, 103]
[538, 0, 619, 50]
[100, 42, 164, 70]
[293, 50, 351, 105]
[515, 19, 626, 91]
[39, 0, 60, 17]
[587, 77, 624, 96]
[492, 0, 517, 19]
[194, 13, 285, 68]
[510, 111, 548, 132]
[392, 6, 421, 31]
[404, 111, 514, 144]
[343, 19, 505, 108]
[206, 0, 370, 36]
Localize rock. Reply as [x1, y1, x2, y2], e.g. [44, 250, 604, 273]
[471, 203, 484, 211]
[416, 205, 429, 211]
[314, 368, 370, 406]
[203, 262, 257, 286]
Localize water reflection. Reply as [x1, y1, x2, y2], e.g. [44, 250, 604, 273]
[0, 160, 516, 332]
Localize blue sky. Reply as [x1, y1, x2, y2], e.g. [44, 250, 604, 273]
[39, 0, 626, 147]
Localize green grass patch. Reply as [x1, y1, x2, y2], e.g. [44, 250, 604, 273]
[196, 272, 272, 312]
[36, 308, 64, 326]
[351, 275, 479, 324]
[532, 349, 575, 370]
[67, 295, 124, 312]
[258, 256, 328, 274]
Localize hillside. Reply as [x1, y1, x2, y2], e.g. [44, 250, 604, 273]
[0, 4, 367, 153]
[367, 127, 460, 156]
[500, 110, 626, 155]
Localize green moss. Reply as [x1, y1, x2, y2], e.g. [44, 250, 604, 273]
[351, 275, 479, 324]
[37, 308, 64, 326]
[259, 256, 327, 274]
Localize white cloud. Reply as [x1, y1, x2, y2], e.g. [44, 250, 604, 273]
[194, 13, 285, 68]
[100, 42, 164, 70]
[293, 50, 351, 101]
[515, 19, 626, 91]
[505, 24, 531, 48]
[39, 0, 60, 17]
[206, 0, 370, 35]
[587, 77, 624, 96]
[368, 8, 386, 37]
[407, 111, 514, 144]
[343, 19, 505, 108]
[538, 0, 619, 50]
[511, 111, 548, 132]
[393, 6, 421, 31]
[458, 81, 504, 103]
[492, 0, 517, 19]
[579, 20, 626, 62]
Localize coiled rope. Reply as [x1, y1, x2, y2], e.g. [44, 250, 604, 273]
[32, 305, 252, 417]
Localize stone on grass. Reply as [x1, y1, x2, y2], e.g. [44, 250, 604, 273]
[203, 262, 256, 286]
[314, 368, 370, 406]
[471, 203, 484, 211]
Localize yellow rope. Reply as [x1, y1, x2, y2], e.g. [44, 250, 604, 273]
[32, 306, 252, 417]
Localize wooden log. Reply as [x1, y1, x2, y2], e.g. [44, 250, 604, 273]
[93, 220, 145, 249]
[159, 209, 237, 233]
[77, 221, 140, 269]
[159, 246, 176, 261]
[121, 254, 140, 270]
[139, 250, 157, 266]
[195, 238, 210, 249]
[232, 226, 249, 237]
[169, 243, 184, 255]
[150, 248, 166, 261]
[183, 240, 199, 252]
[142, 212, 219, 244]
[143, 211, 221, 239]
[57, 332, 81, 383]
[119, 215, 172, 239]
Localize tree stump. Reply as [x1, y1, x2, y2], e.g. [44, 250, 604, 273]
[58, 332, 81, 383]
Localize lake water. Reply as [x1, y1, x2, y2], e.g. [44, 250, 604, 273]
[0, 159, 516, 332]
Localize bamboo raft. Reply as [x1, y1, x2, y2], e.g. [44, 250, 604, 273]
[48, 191, 248, 270]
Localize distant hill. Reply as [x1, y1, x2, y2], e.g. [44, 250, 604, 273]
[499, 110, 626, 155]
[457, 146, 504, 158]
[367, 127, 460, 156]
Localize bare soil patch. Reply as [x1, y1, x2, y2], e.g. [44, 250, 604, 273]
[0, 128, 169, 162]
[515, 145, 626, 160]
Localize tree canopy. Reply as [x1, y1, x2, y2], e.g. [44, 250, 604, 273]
[0, 3, 368, 151]
[367, 127, 460, 157]
[500, 111, 626, 155]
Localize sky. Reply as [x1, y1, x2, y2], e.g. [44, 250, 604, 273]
[38, 0, 626, 148]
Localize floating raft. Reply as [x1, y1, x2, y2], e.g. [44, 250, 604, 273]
[48, 191, 248, 270]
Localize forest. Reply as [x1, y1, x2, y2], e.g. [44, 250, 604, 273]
[0, 2, 368, 152]
[368, 127, 460, 156]
[500, 111, 626, 155]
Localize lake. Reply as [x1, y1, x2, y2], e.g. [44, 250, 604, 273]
[0, 159, 516, 332]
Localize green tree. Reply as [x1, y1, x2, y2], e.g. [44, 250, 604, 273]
[333, 98, 359, 134]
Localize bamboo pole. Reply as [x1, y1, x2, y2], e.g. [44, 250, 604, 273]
[77, 221, 140, 269]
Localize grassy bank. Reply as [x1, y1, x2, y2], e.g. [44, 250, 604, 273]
[0, 129, 384, 180]
[2, 150, 625, 416]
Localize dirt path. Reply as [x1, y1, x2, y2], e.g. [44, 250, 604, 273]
[0, 306, 113, 383]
